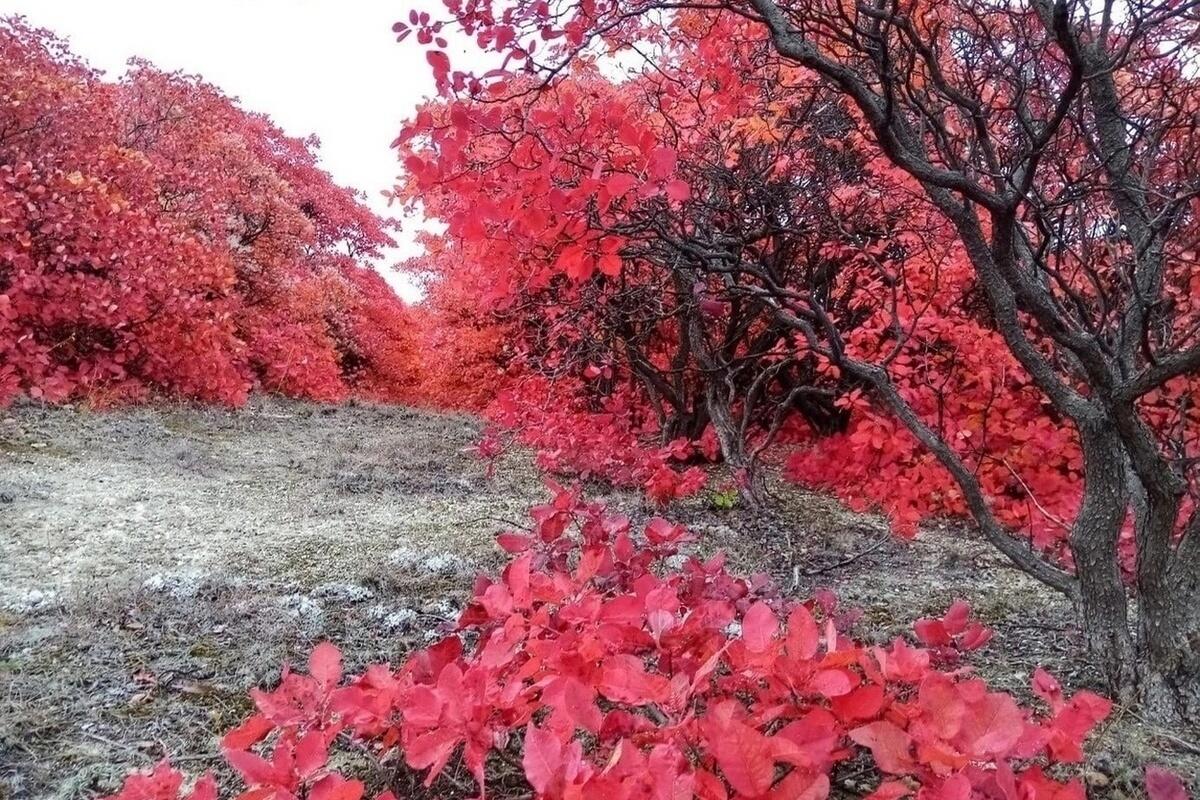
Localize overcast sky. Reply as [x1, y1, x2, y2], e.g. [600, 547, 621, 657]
[4, 1, 439, 300]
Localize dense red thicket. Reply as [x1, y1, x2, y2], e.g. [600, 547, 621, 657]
[0, 18, 417, 406]
[398, 255, 513, 412]
[398, 0, 1200, 720]
[488, 376, 713, 503]
[394, 15, 1200, 569]
[392, 56, 1075, 543]
[104, 486, 1121, 800]
[395, 66, 850, 502]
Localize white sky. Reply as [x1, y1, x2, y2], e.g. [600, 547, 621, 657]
[3, 0, 437, 301]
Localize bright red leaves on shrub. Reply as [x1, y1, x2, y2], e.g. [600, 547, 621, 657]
[105, 485, 1111, 800]
[384, 16, 1095, 547]
[0, 18, 416, 407]
[482, 377, 711, 504]
[101, 763, 215, 800]
[384, 0, 1200, 599]
[913, 600, 995, 660]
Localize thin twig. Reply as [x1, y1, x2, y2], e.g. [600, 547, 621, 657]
[82, 731, 138, 753]
[998, 457, 1072, 532]
[801, 535, 890, 577]
[1126, 710, 1200, 755]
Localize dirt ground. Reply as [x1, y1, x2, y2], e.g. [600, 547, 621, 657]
[0, 399, 1195, 799]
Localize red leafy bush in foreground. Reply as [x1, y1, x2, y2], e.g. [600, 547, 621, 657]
[106, 486, 1111, 800]
[102, 764, 217, 800]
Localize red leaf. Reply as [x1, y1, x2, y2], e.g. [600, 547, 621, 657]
[648, 146, 677, 180]
[831, 684, 885, 720]
[1031, 667, 1064, 711]
[598, 654, 670, 705]
[865, 781, 911, 800]
[406, 728, 461, 781]
[769, 771, 829, 800]
[942, 601, 971, 635]
[556, 242, 593, 281]
[664, 179, 691, 202]
[295, 728, 333, 779]
[775, 708, 841, 770]
[185, 775, 218, 800]
[597, 248, 622, 277]
[522, 724, 562, 795]
[707, 717, 776, 797]
[693, 769, 729, 800]
[810, 668, 854, 698]
[850, 720, 915, 774]
[309, 774, 365, 800]
[743, 601, 778, 653]
[913, 618, 952, 647]
[645, 517, 688, 545]
[309, 642, 342, 687]
[1146, 765, 1190, 800]
[957, 691, 1025, 757]
[224, 749, 279, 787]
[545, 676, 603, 734]
[959, 622, 993, 650]
[221, 713, 274, 751]
[497, 532, 533, 553]
[787, 605, 820, 660]
[606, 173, 638, 197]
[506, 552, 533, 608]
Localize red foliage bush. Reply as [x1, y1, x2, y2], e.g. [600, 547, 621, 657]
[398, 266, 514, 412]
[485, 377, 711, 503]
[390, 3, 1200, 584]
[781, 279, 1086, 562]
[0, 18, 416, 406]
[388, 45, 1099, 536]
[104, 486, 1112, 800]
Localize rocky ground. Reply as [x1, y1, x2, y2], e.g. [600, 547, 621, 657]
[0, 399, 1194, 799]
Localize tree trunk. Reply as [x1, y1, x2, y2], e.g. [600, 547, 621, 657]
[1071, 428, 1140, 702]
[703, 381, 764, 507]
[1138, 564, 1200, 723]
[1120, 431, 1200, 722]
[660, 404, 708, 445]
[1132, 503, 1200, 724]
[1074, 429, 1200, 722]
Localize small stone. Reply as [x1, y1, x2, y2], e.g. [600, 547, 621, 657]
[383, 608, 418, 631]
[388, 547, 470, 577]
[2, 588, 60, 614]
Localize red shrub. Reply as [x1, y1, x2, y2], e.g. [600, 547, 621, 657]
[484, 377, 710, 504]
[0, 18, 415, 406]
[105, 486, 1111, 800]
